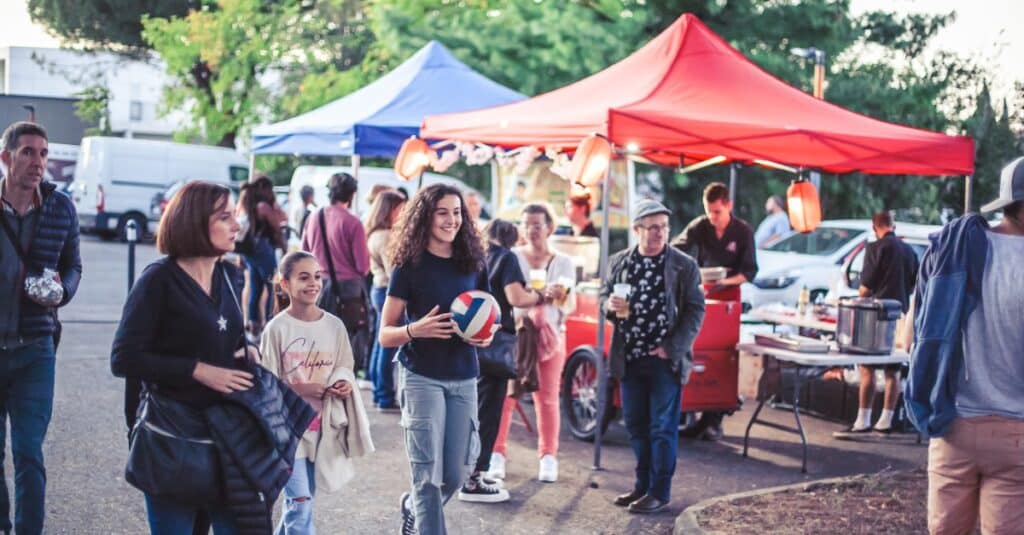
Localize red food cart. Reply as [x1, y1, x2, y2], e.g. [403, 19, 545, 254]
[560, 282, 742, 440]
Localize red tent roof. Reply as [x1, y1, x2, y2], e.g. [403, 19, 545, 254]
[422, 14, 974, 176]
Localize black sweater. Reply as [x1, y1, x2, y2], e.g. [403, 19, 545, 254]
[111, 258, 245, 413]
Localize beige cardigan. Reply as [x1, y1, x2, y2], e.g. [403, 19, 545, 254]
[315, 365, 375, 493]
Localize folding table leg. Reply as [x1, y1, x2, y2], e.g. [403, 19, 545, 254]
[792, 374, 809, 473]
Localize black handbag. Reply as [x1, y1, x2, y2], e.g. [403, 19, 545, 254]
[477, 329, 517, 379]
[125, 390, 223, 505]
[316, 209, 370, 332]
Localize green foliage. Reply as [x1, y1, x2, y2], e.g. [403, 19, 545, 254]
[369, 0, 652, 95]
[28, 0, 197, 55]
[72, 84, 112, 136]
[142, 0, 305, 147]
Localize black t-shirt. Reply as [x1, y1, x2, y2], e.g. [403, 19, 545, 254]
[672, 215, 758, 282]
[860, 232, 920, 312]
[485, 246, 527, 334]
[388, 251, 488, 380]
[111, 258, 246, 414]
[576, 221, 599, 238]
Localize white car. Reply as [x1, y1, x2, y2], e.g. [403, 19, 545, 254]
[741, 219, 939, 311]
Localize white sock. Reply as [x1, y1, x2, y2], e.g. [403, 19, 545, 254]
[875, 409, 895, 430]
[853, 408, 872, 430]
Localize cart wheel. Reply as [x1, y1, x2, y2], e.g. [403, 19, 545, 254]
[561, 348, 615, 442]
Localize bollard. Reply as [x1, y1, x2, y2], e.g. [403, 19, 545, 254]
[126, 219, 138, 291]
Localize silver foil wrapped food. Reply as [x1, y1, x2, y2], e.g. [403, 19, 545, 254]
[24, 268, 64, 307]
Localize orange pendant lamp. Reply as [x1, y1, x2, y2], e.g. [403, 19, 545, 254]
[787, 177, 822, 233]
[394, 137, 432, 181]
[568, 134, 612, 186]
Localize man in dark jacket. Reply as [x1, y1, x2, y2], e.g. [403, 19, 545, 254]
[672, 182, 756, 441]
[0, 121, 82, 534]
[603, 199, 705, 514]
[835, 211, 919, 437]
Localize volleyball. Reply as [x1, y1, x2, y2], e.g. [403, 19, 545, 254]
[450, 290, 501, 341]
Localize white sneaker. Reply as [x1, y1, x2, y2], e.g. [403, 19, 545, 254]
[357, 379, 374, 391]
[487, 452, 506, 480]
[538, 455, 558, 483]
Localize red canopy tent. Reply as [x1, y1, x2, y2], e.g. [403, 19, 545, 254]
[422, 13, 974, 177]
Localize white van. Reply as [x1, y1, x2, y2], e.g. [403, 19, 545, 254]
[71, 137, 249, 239]
[286, 165, 491, 234]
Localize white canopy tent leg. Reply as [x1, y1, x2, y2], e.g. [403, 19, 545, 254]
[352, 154, 361, 216]
[964, 175, 973, 214]
[248, 152, 256, 181]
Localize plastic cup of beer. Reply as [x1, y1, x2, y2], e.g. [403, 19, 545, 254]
[613, 283, 632, 319]
[529, 269, 547, 290]
[552, 276, 574, 306]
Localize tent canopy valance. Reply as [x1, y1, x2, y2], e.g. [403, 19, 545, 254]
[421, 14, 974, 176]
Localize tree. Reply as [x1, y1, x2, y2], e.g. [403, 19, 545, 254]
[141, 0, 307, 147]
[73, 84, 112, 136]
[28, 0, 197, 55]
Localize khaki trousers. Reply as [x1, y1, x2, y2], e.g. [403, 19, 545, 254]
[928, 416, 1024, 534]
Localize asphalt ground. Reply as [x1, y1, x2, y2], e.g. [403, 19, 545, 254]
[5, 237, 928, 534]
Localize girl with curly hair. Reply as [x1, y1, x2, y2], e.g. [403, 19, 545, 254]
[379, 184, 491, 535]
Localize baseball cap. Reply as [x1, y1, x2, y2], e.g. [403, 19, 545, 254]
[632, 199, 672, 223]
[981, 157, 1024, 213]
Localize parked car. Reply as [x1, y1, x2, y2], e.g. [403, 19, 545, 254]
[742, 219, 941, 312]
[71, 137, 248, 240]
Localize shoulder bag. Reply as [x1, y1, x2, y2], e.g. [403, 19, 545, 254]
[124, 265, 244, 505]
[316, 208, 369, 331]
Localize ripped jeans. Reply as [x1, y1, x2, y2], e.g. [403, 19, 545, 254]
[399, 367, 479, 535]
[275, 458, 316, 535]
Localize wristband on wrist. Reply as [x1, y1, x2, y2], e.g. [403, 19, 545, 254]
[406, 323, 415, 340]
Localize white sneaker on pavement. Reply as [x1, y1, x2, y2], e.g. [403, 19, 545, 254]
[538, 455, 558, 483]
[487, 452, 506, 480]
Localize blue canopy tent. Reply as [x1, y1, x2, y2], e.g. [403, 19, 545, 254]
[251, 41, 525, 158]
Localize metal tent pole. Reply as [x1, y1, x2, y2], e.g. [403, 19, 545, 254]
[729, 163, 738, 204]
[352, 154, 361, 215]
[591, 153, 614, 470]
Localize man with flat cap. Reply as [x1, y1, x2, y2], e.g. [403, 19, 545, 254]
[602, 199, 705, 514]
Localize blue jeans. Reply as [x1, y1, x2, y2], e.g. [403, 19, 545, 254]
[0, 336, 55, 535]
[144, 493, 236, 535]
[620, 357, 682, 503]
[275, 459, 316, 535]
[400, 367, 479, 535]
[245, 237, 277, 324]
[370, 286, 396, 406]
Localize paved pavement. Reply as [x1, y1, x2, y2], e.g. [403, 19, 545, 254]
[9, 237, 928, 534]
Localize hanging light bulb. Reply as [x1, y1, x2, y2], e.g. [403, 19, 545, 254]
[787, 176, 822, 233]
[567, 134, 612, 187]
[394, 137, 432, 181]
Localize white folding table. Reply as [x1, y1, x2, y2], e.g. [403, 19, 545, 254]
[737, 343, 910, 472]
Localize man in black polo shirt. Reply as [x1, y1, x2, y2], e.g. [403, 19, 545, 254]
[835, 211, 919, 437]
[672, 182, 757, 441]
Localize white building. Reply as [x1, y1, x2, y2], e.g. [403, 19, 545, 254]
[0, 46, 183, 139]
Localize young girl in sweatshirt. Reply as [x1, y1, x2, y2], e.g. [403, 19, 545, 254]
[260, 251, 364, 535]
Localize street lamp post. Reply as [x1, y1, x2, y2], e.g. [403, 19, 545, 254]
[790, 47, 825, 189]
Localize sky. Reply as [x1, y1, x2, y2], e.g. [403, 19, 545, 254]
[2, 0, 1021, 99]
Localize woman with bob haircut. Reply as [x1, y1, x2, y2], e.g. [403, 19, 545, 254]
[112, 180, 258, 534]
[378, 183, 492, 535]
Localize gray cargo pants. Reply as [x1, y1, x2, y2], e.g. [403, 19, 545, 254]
[399, 367, 480, 535]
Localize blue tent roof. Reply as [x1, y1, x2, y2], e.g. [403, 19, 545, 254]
[251, 41, 525, 157]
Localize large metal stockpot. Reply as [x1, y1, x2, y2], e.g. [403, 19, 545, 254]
[836, 297, 903, 354]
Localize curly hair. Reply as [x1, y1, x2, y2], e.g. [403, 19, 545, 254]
[390, 184, 485, 273]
